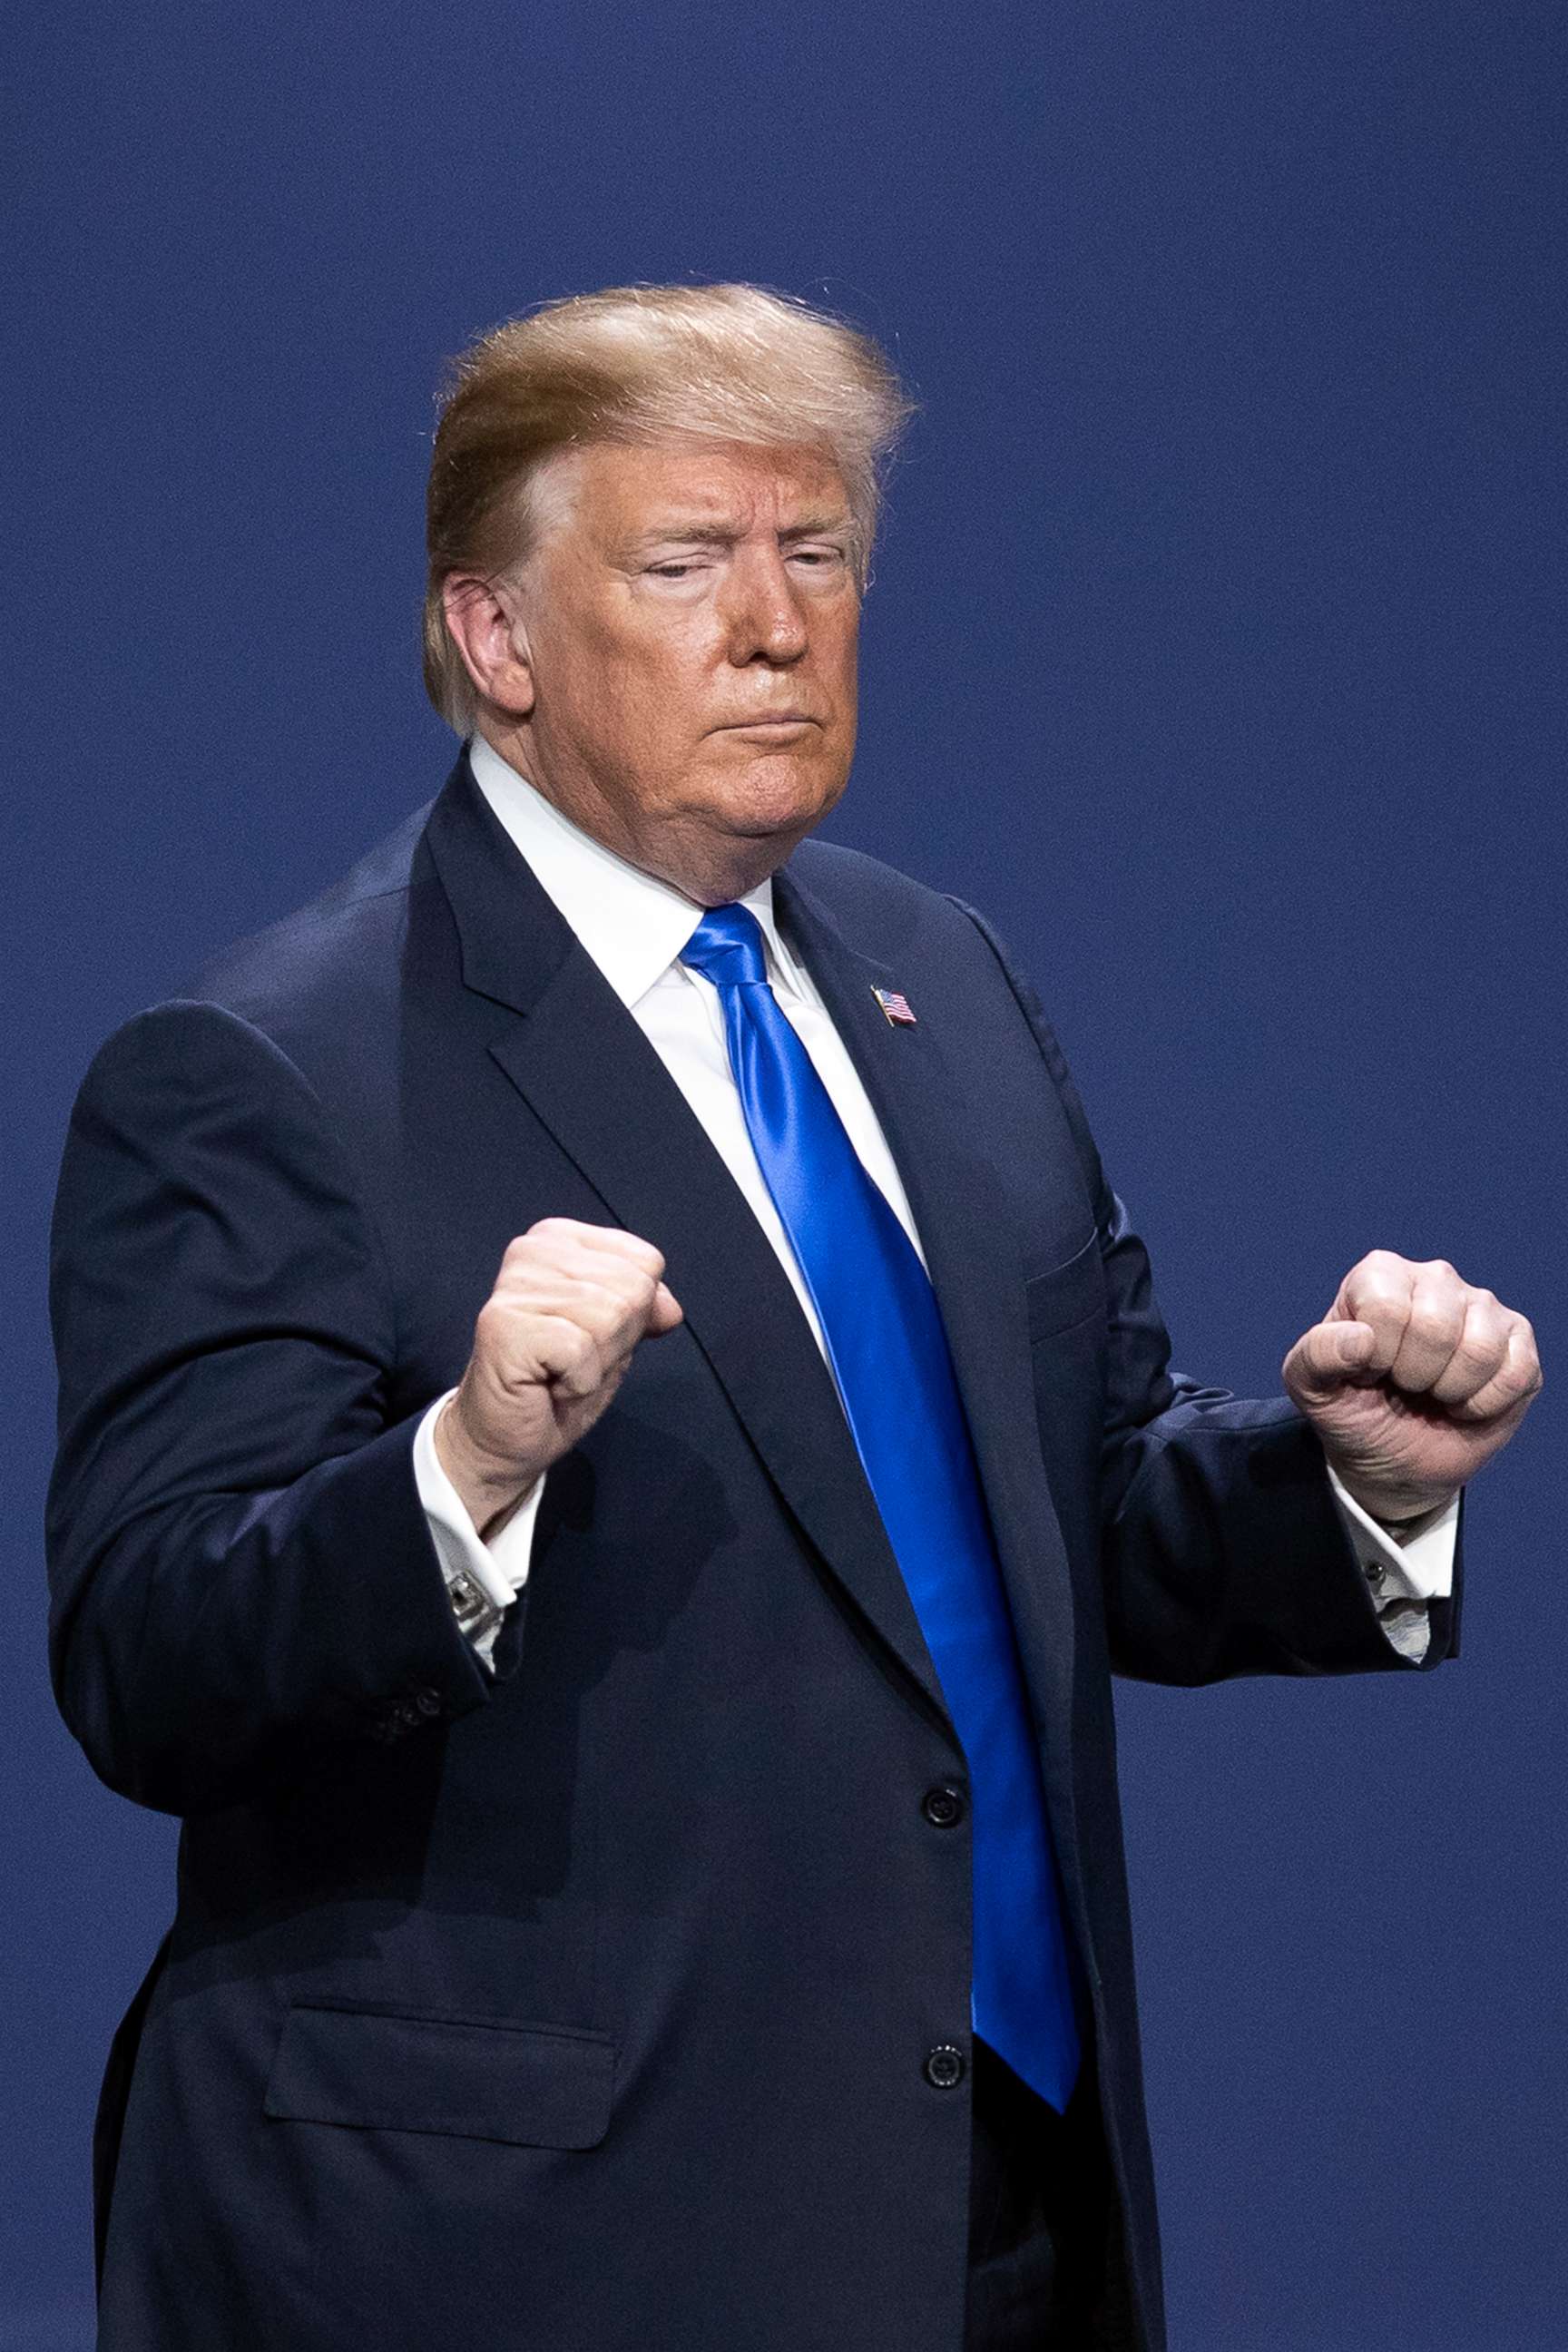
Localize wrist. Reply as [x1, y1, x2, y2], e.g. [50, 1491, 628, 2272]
[1333, 1472, 1458, 1534]
[435, 1395, 538, 1532]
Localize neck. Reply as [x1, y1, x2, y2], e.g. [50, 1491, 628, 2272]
[472, 721, 798, 907]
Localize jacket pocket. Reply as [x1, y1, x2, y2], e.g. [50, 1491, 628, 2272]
[263, 2002, 614, 2149]
[1024, 1232, 1105, 1343]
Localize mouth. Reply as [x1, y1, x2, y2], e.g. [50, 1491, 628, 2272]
[714, 713, 819, 737]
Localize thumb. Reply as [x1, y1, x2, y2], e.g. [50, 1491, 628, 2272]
[646, 1280, 684, 1337]
[1282, 1317, 1377, 1406]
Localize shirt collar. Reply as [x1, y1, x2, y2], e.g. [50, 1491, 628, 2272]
[466, 734, 810, 1010]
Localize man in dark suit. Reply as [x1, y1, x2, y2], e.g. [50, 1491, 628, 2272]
[48, 283, 1539, 2351]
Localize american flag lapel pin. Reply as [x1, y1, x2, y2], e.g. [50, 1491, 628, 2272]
[871, 985, 917, 1027]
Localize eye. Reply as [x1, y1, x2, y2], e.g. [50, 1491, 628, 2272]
[788, 544, 848, 570]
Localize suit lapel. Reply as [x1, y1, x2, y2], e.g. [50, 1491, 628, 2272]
[774, 864, 1081, 1767]
[421, 761, 951, 1726]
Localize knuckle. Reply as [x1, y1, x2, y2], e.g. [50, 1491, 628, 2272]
[594, 1279, 643, 1336]
[475, 1297, 511, 1348]
[615, 1231, 666, 1277]
[501, 1234, 552, 1279]
[562, 1308, 597, 1353]
[522, 1219, 584, 1264]
[599, 1262, 658, 1319]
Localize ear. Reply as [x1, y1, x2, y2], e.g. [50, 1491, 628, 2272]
[441, 573, 536, 719]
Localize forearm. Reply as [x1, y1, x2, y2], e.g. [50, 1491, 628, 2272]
[1102, 1394, 1463, 1684]
[46, 1002, 498, 1814]
[49, 1411, 495, 1815]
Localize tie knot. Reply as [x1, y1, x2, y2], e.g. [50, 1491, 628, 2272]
[681, 903, 769, 989]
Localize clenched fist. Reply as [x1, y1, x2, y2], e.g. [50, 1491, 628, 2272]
[436, 1219, 683, 1535]
[1282, 1250, 1541, 1524]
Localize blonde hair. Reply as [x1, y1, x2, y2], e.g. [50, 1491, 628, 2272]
[423, 282, 914, 730]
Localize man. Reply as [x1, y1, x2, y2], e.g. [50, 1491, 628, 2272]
[48, 283, 1539, 2351]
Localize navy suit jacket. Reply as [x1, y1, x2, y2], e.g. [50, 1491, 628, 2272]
[48, 754, 1460, 2351]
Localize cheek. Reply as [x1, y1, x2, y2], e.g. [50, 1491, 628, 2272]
[818, 612, 859, 697]
[595, 623, 713, 726]
[559, 636, 690, 760]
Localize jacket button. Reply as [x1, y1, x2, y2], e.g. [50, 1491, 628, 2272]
[412, 1686, 444, 1717]
[924, 2043, 966, 2090]
[922, 1784, 966, 1828]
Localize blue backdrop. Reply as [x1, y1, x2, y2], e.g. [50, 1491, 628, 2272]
[6, 4, 1563, 2346]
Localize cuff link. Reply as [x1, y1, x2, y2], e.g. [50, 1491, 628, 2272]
[446, 1566, 502, 1640]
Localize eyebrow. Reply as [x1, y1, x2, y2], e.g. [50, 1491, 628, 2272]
[624, 513, 852, 553]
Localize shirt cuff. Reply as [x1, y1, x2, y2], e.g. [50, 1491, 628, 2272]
[413, 1390, 544, 1666]
[1326, 1465, 1459, 1603]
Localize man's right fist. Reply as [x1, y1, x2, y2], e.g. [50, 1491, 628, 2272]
[436, 1219, 683, 1536]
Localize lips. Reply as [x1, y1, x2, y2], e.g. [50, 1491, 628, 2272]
[718, 712, 818, 730]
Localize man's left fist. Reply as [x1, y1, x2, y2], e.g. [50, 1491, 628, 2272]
[1282, 1250, 1541, 1524]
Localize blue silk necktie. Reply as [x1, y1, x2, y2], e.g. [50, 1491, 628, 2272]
[681, 904, 1082, 2112]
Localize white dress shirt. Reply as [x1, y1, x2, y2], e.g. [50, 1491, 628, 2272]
[415, 735, 1457, 1666]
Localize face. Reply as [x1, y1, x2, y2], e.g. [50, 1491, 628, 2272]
[457, 440, 861, 904]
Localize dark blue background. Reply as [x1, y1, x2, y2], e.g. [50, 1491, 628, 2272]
[5, 4, 1563, 2345]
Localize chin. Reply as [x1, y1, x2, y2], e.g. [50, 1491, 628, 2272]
[708, 756, 846, 841]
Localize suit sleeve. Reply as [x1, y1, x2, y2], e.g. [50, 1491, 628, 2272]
[947, 901, 1463, 1685]
[46, 1000, 495, 1817]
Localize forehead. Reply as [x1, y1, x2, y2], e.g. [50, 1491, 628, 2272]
[567, 440, 851, 537]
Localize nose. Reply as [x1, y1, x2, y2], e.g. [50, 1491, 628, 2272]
[722, 545, 809, 666]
